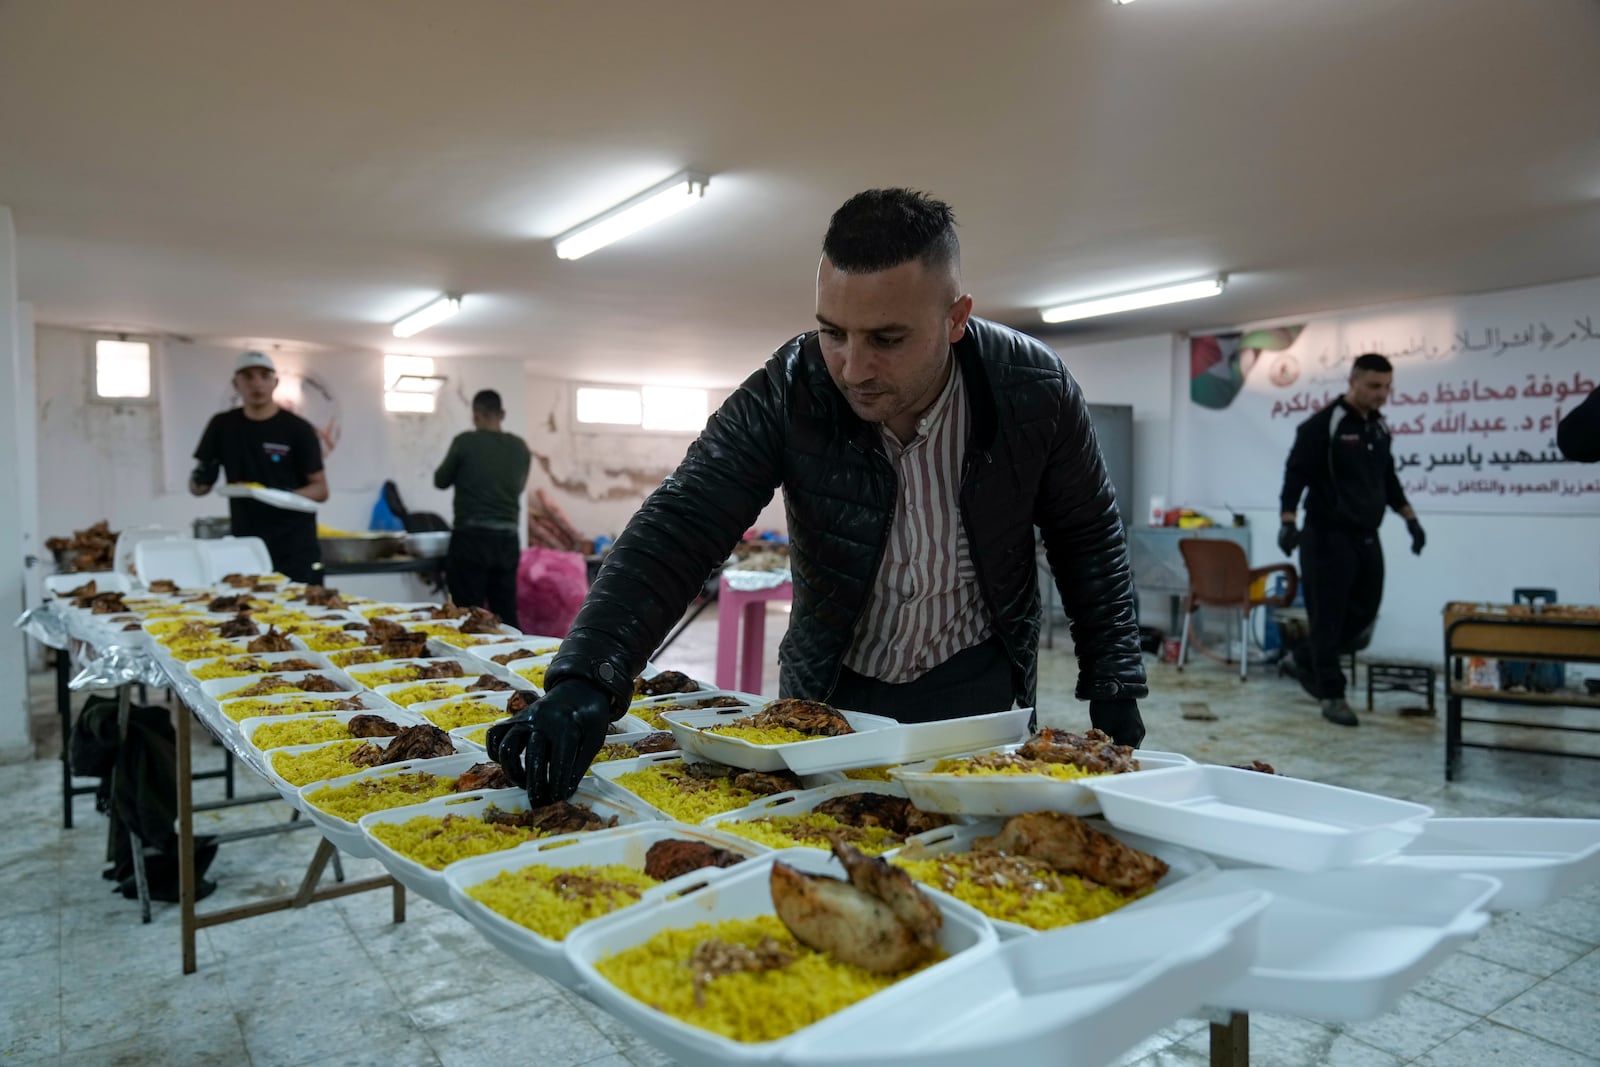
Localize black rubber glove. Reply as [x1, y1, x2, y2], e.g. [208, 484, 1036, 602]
[1277, 521, 1300, 557]
[1407, 518, 1426, 556]
[191, 460, 220, 488]
[1090, 699, 1146, 749]
[484, 679, 614, 807]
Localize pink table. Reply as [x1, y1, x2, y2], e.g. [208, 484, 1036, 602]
[715, 575, 793, 693]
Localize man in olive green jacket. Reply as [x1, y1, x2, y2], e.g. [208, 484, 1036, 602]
[434, 389, 531, 627]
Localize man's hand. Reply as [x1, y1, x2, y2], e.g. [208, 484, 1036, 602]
[1406, 517, 1426, 556]
[484, 679, 614, 807]
[1277, 521, 1300, 557]
[1090, 699, 1145, 748]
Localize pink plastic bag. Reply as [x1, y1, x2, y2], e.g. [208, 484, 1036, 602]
[516, 547, 589, 639]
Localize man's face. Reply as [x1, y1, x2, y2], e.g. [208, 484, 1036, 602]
[1347, 369, 1393, 414]
[815, 256, 973, 430]
[234, 366, 277, 406]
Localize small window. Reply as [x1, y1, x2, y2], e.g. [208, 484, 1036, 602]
[384, 354, 440, 413]
[576, 386, 643, 426]
[384, 391, 436, 413]
[93, 338, 153, 400]
[574, 383, 708, 433]
[642, 386, 708, 431]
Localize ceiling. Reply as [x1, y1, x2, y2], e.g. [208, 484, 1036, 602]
[3, 0, 1600, 386]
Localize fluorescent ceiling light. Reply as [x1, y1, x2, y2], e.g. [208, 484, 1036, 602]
[554, 171, 710, 261]
[392, 294, 460, 338]
[1040, 276, 1226, 324]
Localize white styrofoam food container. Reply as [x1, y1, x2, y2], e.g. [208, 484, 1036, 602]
[343, 655, 505, 690]
[217, 688, 397, 725]
[703, 779, 920, 853]
[663, 706, 901, 774]
[890, 746, 1193, 818]
[217, 483, 318, 513]
[891, 819, 1216, 939]
[186, 649, 333, 683]
[200, 666, 362, 704]
[133, 540, 210, 588]
[44, 572, 132, 598]
[358, 784, 652, 908]
[628, 690, 764, 729]
[296, 753, 489, 858]
[198, 535, 275, 581]
[781, 890, 1270, 1067]
[1126, 866, 1497, 1021]
[589, 752, 837, 823]
[1380, 817, 1600, 911]
[458, 637, 564, 672]
[238, 706, 422, 752]
[408, 689, 521, 729]
[564, 848, 998, 1066]
[1085, 764, 1433, 870]
[262, 735, 400, 806]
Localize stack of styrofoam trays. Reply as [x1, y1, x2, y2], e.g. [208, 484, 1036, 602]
[295, 753, 490, 856]
[889, 744, 1195, 819]
[1081, 765, 1434, 871]
[769, 889, 1270, 1067]
[445, 822, 771, 988]
[701, 779, 936, 856]
[358, 783, 655, 908]
[1378, 817, 1600, 911]
[562, 847, 998, 1067]
[888, 819, 1217, 940]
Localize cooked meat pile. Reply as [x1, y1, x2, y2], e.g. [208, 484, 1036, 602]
[633, 731, 680, 754]
[86, 593, 129, 615]
[506, 691, 535, 716]
[491, 648, 537, 666]
[274, 657, 319, 672]
[459, 607, 503, 634]
[218, 614, 259, 638]
[635, 670, 701, 697]
[301, 585, 346, 609]
[251, 581, 279, 593]
[380, 632, 430, 659]
[427, 597, 469, 620]
[467, 674, 513, 692]
[46, 520, 118, 572]
[247, 627, 296, 653]
[974, 811, 1168, 894]
[219, 573, 259, 589]
[1231, 760, 1277, 775]
[681, 761, 804, 796]
[959, 728, 1141, 777]
[65, 580, 99, 599]
[415, 661, 466, 680]
[730, 698, 854, 737]
[208, 594, 253, 613]
[482, 800, 617, 835]
[147, 579, 180, 594]
[689, 937, 794, 1007]
[456, 762, 513, 792]
[643, 839, 746, 882]
[813, 793, 951, 837]
[351, 724, 455, 768]
[771, 838, 942, 974]
[346, 714, 403, 738]
[232, 672, 345, 697]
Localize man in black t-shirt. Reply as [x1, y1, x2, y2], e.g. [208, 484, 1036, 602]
[190, 351, 329, 582]
[1278, 353, 1426, 727]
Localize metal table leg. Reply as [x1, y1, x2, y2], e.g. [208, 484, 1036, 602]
[1210, 1011, 1249, 1067]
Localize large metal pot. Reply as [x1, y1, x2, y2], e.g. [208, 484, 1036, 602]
[317, 533, 406, 565]
[403, 531, 451, 559]
[193, 516, 233, 540]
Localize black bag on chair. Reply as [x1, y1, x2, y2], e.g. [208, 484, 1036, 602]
[382, 479, 451, 534]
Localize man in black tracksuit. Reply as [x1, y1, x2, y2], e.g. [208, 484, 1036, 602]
[1278, 353, 1425, 726]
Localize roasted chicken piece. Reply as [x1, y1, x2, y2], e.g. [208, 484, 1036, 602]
[467, 674, 513, 692]
[247, 626, 296, 653]
[635, 670, 701, 697]
[974, 812, 1168, 894]
[208, 594, 253, 613]
[346, 714, 403, 738]
[1231, 760, 1277, 775]
[506, 691, 535, 716]
[66, 580, 98, 599]
[814, 793, 951, 837]
[377, 724, 455, 763]
[482, 800, 617, 835]
[367, 617, 409, 642]
[644, 839, 746, 881]
[455, 762, 512, 792]
[1015, 728, 1139, 775]
[732, 698, 854, 738]
[427, 597, 468, 620]
[459, 606, 503, 634]
[294, 674, 347, 693]
[147, 579, 179, 594]
[491, 648, 537, 665]
[633, 731, 680, 754]
[275, 657, 319, 673]
[220, 573, 255, 589]
[771, 839, 942, 974]
[303, 585, 343, 607]
[218, 614, 259, 638]
[251, 582, 279, 593]
[415, 661, 466, 680]
[731, 769, 804, 796]
[379, 633, 429, 660]
[88, 593, 129, 615]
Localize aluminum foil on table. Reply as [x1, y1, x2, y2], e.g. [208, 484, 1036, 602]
[69, 643, 169, 691]
[722, 567, 792, 592]
[14, 605, 69, 650]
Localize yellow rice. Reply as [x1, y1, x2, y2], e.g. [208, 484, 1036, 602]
[304, 772, 458, 822]
[221, 680, 308, 699]
[192, 655, 306, 681]
[718, 813, 902, 854]
[299, 630, 368, 652]
[385, 682, 470, 706]
[329, 647, 386, 667]
[463, 726, 490, 747]
[595, 915, 924, 1043]
[419, 698, 507, 731]
[269, 741, 376, 786]
[469, 863, 658, 940]
[249, 718, 360, 750]
[432, 631, 514, 648]
[348, 663, 436, 687]
[369, 809, 569, 869]
[928, 757, 1109, 781]
[842, 766, 895, 781]
[515, 664, 548, 687]
[165, 639, 243, 662]
[360, 604, 412, 618]
[892, 853, 1146, 931]
[705, 724, 815, 746]
[593, 743, 640, 765]
[223, 696, 361, 722]
[252, 610, 315, 626]
[611, 764, 765, 823]
[632, 706, 672, 729]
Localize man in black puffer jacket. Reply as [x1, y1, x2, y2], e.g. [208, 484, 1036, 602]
[491, 188, 1148, 805]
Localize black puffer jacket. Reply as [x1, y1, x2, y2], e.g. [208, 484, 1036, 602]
[548, 316, 1148, 716]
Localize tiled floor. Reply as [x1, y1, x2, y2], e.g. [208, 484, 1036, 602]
[4, 602, 1599, 1066]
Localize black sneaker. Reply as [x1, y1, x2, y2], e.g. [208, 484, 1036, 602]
[1320, 698, 1358, 727]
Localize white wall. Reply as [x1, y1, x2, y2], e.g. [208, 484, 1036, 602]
[0, 209, 30, 762]
[1053, 335, 1174, 523]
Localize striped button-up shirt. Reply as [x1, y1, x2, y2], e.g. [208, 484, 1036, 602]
[843, 362, 993, 683]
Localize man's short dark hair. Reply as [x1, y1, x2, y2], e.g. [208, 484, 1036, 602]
[822, 188, 960, 275]
[1352, 353, 1393, 375]
[472, 389, 504, 415]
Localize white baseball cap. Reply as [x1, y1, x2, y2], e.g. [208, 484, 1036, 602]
[234, 350, 276, 373]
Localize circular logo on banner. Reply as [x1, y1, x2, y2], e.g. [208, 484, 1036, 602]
[223, 371, 343, 458]
[1268, 355, 1300, 388]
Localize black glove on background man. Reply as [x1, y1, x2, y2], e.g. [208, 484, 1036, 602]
[1406, 517, 1426, 556]
[1277, 521, 1299, 557]
[485, 679, 614, 807]
[1090, 699, 1146, 748]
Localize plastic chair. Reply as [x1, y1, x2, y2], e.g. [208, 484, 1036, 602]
[1176, 539, 1298, 680]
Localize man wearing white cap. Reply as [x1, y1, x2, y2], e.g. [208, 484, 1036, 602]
[189, 351, 329, 581]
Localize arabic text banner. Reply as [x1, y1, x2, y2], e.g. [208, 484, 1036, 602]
[1182, 276, 1600, 515]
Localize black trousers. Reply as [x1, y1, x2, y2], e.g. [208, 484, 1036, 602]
[824, 636, 1015, 723]
[446, 527, 520, 629]
[1298, 523, 1384, 699]
[240, 522, 322, 585]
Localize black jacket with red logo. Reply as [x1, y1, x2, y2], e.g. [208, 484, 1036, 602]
[1280, 397, 1410, 531]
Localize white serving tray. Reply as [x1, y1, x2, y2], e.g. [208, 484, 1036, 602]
[446, 822, 766, 988]
[781, 890, 1269, 1067]
[1127, 867, 1496, 1022]
[1085, 765, 1433, 871]
[663, 706, 902, 774]
[1380, 817, 1600, 911]
[186, 649, 333, 683]
[791, 707, 1034, 776]
[564, 848, 999, 1066]
[200, 666, 362, 704]
[890, 746, 1194, 818]
[702, 779, 918, 852]
[218, 483, 318, 512]
[892, 819, 1216, 940]
[359, 784, 653, 908]
[238, 706, 422, 753]
[296, 753, 489, 858]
